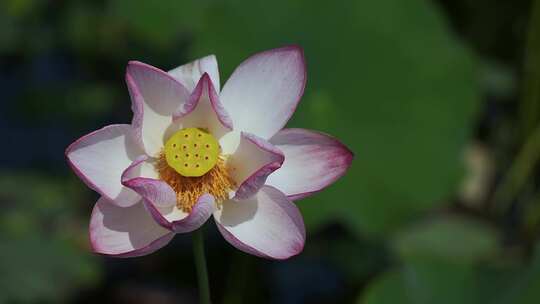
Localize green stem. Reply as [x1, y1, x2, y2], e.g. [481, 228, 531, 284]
[493, 0, 540, 214]
[520, 0, 540, 136]
[193, 228, 211, 304]
[493, 123, 540, 213]
[223, 252, 252, 304]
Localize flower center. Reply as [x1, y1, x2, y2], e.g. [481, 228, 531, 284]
[164, 128, 220, 177]
[157, 127, 236, 212]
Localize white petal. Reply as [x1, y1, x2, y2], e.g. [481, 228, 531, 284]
[218, 130, 241, 155]
[220, 46, 306, 139]
[214, 186, 305, 259]
[266, 128, 354, 200]
[119, 156, 214, 233]
[170, 73, 232, 142]
[168, 55, 220, 92]
[66, 124, 143, 207]
[90, 197, 174, 257]
[142, 194, 216, 234]
[227, 132, 284, 200]
[127, 61, 190, 156]
[121, 156, 177, 208]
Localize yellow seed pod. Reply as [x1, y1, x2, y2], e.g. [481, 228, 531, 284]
[164, 128, 220, 177]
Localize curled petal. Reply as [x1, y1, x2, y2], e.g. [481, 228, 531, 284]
[65, 124, 143, 207]
[127, 61, 190, 156]
[90, 197, 174, 257]
[214, 186, 305, 259]
[266, 128, 353, 200]
[228, 132, 284, 200]
[142, 193, 216, 234]
[168, 55, 221, 92]
[121, 157, 215, 233]
[172, 194, 216, 233]
[220, 45, 306, 139]
[121, 156, 177, 208]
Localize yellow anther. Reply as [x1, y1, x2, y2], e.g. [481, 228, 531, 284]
[164, 128, 220, 177]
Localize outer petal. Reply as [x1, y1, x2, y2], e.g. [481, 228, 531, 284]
[214, 186, 305, 260]
[168, 55, 221, 93]
[66, 124, 143, 207]
[266, 128, 354, 200]
[170, 73, 232, 140]
[90, 197, 174, 257]
[127, 61, 190, 156]
[220, 45, 306, 139]
[228, 132, 284, 200]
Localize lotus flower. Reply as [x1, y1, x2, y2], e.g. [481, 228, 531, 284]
[66, 46, 353, 259]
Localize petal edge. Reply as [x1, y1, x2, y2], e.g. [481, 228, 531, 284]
[168, 54, 221, 93]
[220, 45, 306, 139]
[89, 197, 174, 258]
[126, 61, 190, 156]
[266, 128, 353, 200]
[65, 124, 142, 207]
[230, 132, 284, 200]
[214, 186, 305, 260]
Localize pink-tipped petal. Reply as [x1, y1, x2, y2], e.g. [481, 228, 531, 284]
[228, 132, 284, 200]
[171, 194, 215, 233]
[220, 45, 306, 139]
[214, 186, 305, 259]
[121, 156, 177, 208]
[127, 61, 190, 156]
[121, 155, 157, 181]
[266, 128, 354, 200]
[121, 157, 214, 232]
[171, 73, 232, 139]
[141, 193, 215, 233]
[168, 55, 221, 93]
[66, 124, 143, 207]
[90, 197, 174, 257]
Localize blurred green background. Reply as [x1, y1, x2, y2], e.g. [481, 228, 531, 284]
[1, 0, 540, 303]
